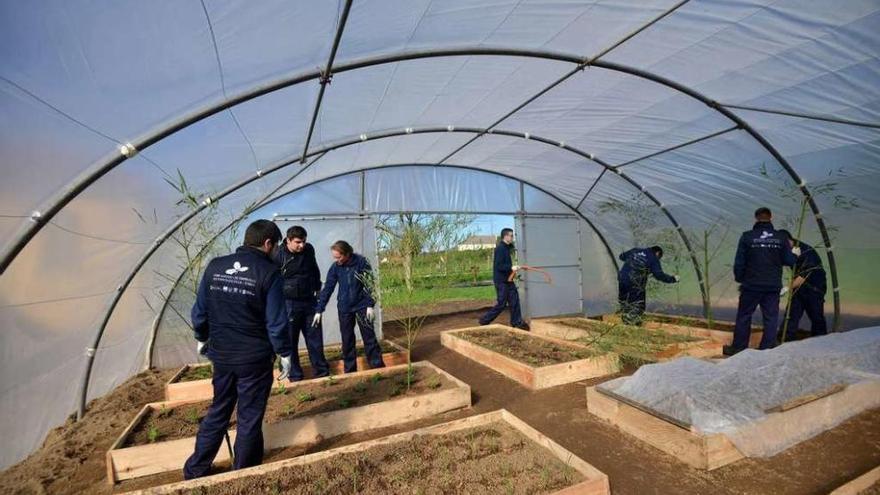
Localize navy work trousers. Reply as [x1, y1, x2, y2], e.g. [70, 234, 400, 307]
[732, 289, 780, 351]
[479, 282, 524, 327]
[183, 360, 274, 479]
[338, 308, 385, 373]
[286, 301, 329, 381]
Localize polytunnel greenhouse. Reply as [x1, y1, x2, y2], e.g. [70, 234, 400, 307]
[1, 1, 879, 494]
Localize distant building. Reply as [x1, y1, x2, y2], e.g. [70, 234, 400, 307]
[457, 235, 496, 251]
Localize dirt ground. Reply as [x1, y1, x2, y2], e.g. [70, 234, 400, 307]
[164, 423, 583, 495]
[1, 308, 878, 494]
[456, 327, 594, 366]
[126, 367, 451, 446]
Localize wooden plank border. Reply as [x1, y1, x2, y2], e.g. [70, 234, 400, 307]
[109, 360, 470, 483]
[587, 378, 880, 471]
[121, 409, 609, 495]
[441, 324, 619, 389]
[164, 340, 408, 401]
[829, 465, 880, 495]
[531, 318, 722, 362]
[593, 313, 763, 348]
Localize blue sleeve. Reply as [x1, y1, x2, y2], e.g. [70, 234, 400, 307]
[191, 271, 210, 342]
[648, 252, 676, 283]
[733, 234, 747, 283]
[265, 274, 292, 357]
[619, 249, 634, 262]
[316, 264, 338, 313]
[494, 245, 512, 276]
[361, 257, 376, 307]
[782, 245, 797, 268]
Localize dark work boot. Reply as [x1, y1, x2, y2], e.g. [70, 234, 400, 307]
[722, 345, 743, 357]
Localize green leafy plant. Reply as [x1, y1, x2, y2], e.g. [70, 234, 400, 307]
[185, 408, 200, 424]
[147, 423, 160, 443]
[336, 395, 353, 408]
[295, 391, 315, 403]
[273, 381, 288, 396]
[353, 381, 367, 394]
[369, 372, 384, 384]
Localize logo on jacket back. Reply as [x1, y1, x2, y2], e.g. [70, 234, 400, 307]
[225, 261, 249, 275]
[759, 231, 773, 239]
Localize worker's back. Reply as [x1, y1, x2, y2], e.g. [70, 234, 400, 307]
[196, 246, 284, 366]
[734, 222, 792, 291]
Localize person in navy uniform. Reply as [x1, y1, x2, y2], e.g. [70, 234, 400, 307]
[724, 207, 798, 355]
[274, 225, 329, 381]
[184, 220, 292, 479]
[617, 245, 679, 325]
[313, 240, 385, 373]
[776, 230, 827, 342]
[479, 228, 529, 330]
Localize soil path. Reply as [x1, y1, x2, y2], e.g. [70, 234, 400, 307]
[1, 309, 878, 494]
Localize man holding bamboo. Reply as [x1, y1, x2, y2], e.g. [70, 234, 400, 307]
[777, 230, 828, 342]
[725, 207, 798, 356]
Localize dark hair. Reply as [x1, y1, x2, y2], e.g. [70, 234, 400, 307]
[777, 229, 796, 243]
[286, 225, 308, 241]
[754, 207, 772, 221]
[244, 219, 282, 248]
[650, 245, 664, 258]
[330, 240, 354, 257]
[500, 228, 514, 238]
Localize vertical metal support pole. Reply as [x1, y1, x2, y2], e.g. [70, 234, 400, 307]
[518, 182, 529, 321]
[576, 218, 585, 314]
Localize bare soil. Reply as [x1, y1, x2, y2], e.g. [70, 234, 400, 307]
[456, 328, 594, 366]
[1, 309, 877, 495]
[176, 340, 399, 383]
[165, 422, 583, 495]
[126, 367, 451, 447]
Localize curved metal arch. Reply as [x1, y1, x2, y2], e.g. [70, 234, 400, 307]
[1, 47, 840, 334]
[1, 47, 838, 329]
[80, 123, 716, 418]
[145, 161, 632, 367]
[0, 46, 834, 412]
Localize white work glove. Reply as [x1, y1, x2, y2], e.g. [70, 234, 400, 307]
[312, 313, 322, 326]
[791, 246, 802, 257]
[196, 340, 207, 355]
[780, 286, 789, 297]
[512, 265, 520, 271]
[366, 307, 375, 321]
[277, 355, 292, 381]
[673, 275, 681, 282]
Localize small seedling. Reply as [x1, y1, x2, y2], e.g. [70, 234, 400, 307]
[273, 381, 288, 396]
[295, 391, 315, 403]
[389, 383, 404, 397]
[323, 375, 337, 387]
[426, 376, 441, 389]
[147, 423, 160, 443]
[353, 381, 367, 394]
[283, 403, 294, 417]
[185, 408, 200, 424]
[337, 396, 353, 408]
[369, 372, 384, 384]
[158, 404, 171, 418]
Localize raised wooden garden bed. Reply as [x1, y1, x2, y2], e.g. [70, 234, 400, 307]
[829, 465, 880, 495]
[593, 312, 764, 348]
[121, 409, 609, 495]
[164, 339, 407, 401]
[441, 324, 619, 389]
[108, 361, 470, 483]
[586, 378, 880, 470]
[531, 317, 722, 363]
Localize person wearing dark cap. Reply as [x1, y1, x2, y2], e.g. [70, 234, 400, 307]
[776, 230, 827, 342]
[724, 207, 798, 356]
[616, 245, 679, 326]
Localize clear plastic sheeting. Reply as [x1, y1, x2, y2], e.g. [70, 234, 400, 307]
[1, 0, 879, 472]
[599, 327, 880, 456]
